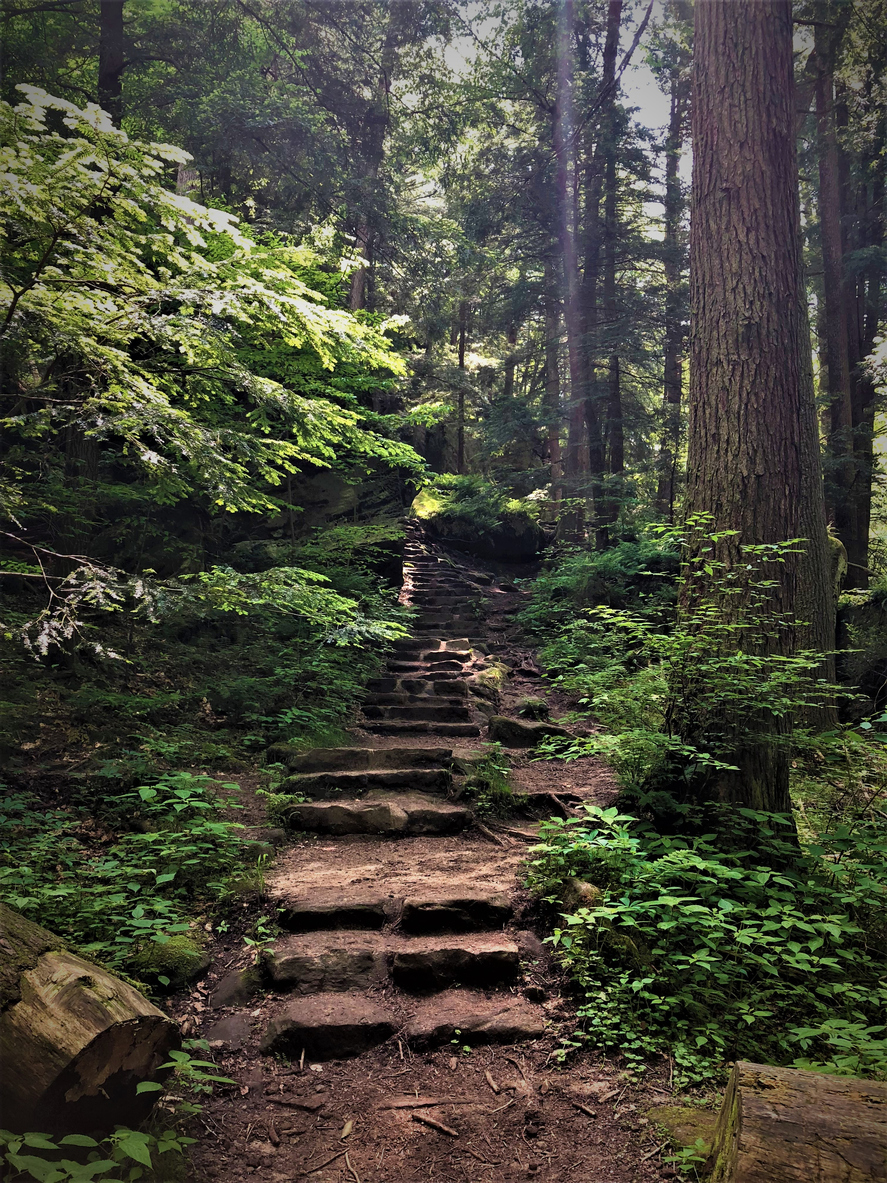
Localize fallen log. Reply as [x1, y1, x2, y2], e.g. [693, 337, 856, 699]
[708, 1060, 887, 1182]
[0, 901, 179, 1132]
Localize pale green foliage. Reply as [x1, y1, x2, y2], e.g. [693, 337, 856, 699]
[0, 86, 415, 513]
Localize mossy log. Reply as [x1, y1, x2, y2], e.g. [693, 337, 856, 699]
[0, 902, 179, 1132]
[709, 1060, 887, 1182]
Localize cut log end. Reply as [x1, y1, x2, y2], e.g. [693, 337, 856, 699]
[0, 904, 179, 1132]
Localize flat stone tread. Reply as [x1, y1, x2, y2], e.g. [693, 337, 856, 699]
[404, 990, 547, 1048]
[363, 721, 482, 736]
[269, 930, 520, 959]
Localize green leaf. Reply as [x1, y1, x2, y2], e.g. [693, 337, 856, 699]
[114, 1133, 153, 1168]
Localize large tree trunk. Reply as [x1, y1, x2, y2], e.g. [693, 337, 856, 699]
[708, 1060, 887, 1182]
[98, 0, 125, 125]
[0, 903, 178, 1132]
[655, 68, 689, 522]
[683, 0, 832, 812]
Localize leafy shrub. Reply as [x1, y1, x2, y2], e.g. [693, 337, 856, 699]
[528, 804, 887, 1084]
[0, 773, 247, 980]
[520, 539, 679, 635]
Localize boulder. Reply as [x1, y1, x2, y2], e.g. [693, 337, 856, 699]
[487, 716, 571, 747]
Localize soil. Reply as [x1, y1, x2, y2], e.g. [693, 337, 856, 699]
[164, 532, 691, 1182]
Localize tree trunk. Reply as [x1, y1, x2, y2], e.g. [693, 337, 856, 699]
[98, 0, 125, 125]
[544, 262, 563, 503]
[683, 0, 832, 812]
[348, 1, 415, 311]
[656, 69, 689, 522]
[708, 1060, 887, 1183]
[813, 16, 856, 561]
[0, 902, 178, 1132]
[597, 18, 623, 548]
[502, 322, 518, 399]
[457, 299, 467, 474]
[554, 0, 588, 536]
[582, 0, 622, 545]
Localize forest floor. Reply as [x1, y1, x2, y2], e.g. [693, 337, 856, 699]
[162, 536, 706, 1183]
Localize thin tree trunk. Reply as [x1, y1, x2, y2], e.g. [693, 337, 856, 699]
[554, 0, 587, 536]
[502, 322, 518, 399]
[457, 299, 467, 474]
[597, 33, 623, 548]
[544, 263, 563, 503]
[581, 0, 622, 545]
[683, 0, 832, 813]
[348, 2, 414, 310]
[98, 0, 125, 124]
[813, 18, 856, 560]
[656, 69, 688, 522]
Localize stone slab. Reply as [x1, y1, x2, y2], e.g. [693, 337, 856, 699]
[401, 891, 512, 933]
[260, 994, 397, 1059]
[392, 936, 520, 991]
[405, 991, 546, 1049]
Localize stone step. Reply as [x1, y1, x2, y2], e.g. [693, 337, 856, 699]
[366, 677, 469, 697]
[267, 745, 451, 773]
[280, 767, 453, 799]
[265, 932, 520, 994]
[422, 648, 472, 662]
[386, 660, 465, 674]
[400, 891, 512, 933]
[261, 994, 397, 1060]
[361, 703, 474, 723]
[363, 720, 482, 737]
[283, 790, 471, 835]
[274, 888, 512, 934]
[363, 692, 468, 707]
[405, 991, 546, 1049]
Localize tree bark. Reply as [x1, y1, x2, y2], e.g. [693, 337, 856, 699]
[502, 321, 518, 399]
[683, 0, 833, 811]
[348, 1, 415, 311]
[581, 0, 622, 545]
[655, 68, 688, 522]
[98, 0, 125, 125]
[708, 1060, 887, 1183]
[457, 299, 467, 474]
[0, 902, 178, 1132]
[812, 15, 856, 558]
[544, 261, 563, 503]
[554, 0, 588, 535]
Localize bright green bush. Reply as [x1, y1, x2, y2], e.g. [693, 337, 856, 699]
[529, 803, 887, 1084]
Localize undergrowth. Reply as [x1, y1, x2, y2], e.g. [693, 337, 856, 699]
[529, 803, 887, 1086]
[524, 526, 887, 1083]
[0, 772, 249, 983]
[460, 743, 515, 816]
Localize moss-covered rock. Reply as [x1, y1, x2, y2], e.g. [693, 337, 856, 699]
[487, 715, 570, 747]
[133, 934, 211, 990]
[517, 696, 549, 720]
[647, 1104, 718, 1157]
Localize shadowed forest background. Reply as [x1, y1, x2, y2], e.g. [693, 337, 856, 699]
[1, 0, 887, 1177]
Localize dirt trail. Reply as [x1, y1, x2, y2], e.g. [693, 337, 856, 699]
[175, 527, 677, 1182]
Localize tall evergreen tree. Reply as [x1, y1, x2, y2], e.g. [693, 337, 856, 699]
[681, 0, 833, 811]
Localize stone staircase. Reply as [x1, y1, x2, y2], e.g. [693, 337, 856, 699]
[250, 526, 547, 1062]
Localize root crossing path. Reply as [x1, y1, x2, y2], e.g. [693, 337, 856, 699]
[182, 527, 671, 1183]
